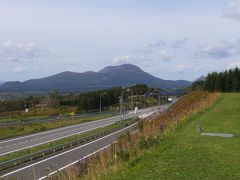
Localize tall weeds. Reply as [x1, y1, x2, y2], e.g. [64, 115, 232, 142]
[49, 91, 220, 180]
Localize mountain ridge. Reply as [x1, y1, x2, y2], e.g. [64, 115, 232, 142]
[0, 64, 191, 92]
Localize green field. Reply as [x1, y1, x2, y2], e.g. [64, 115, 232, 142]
[105, 93, 240, 179]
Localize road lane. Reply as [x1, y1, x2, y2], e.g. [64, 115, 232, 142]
[1, 123, 138, 180]
[0, 106, 166, 156]
[0, 103, 171, 180]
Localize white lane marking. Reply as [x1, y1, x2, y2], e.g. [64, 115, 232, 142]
[0, 107, 155, 145]
[0, 106, 158, 146]
[0, 122, 115, 156]
[38, 143, 116, 180]
[0, 116, 119, 144]
[39, 128, 141, 179]
[0, 107, 160, 155]
[0, 123, 138, 178]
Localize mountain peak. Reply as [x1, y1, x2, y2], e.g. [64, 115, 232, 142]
[0, 63, 191, 92]
[195, 76, 206, 82]
[98, 64, 144, 73]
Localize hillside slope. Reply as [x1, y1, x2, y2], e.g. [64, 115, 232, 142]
[106, 93, 240, 179]
[0, 64, 191, 92]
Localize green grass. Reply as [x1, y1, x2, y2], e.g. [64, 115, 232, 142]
[104, 93, 240, 180]
[0, 119, 134, 163]
[0, 114, 113, 140]
[0, 115, 50, 122]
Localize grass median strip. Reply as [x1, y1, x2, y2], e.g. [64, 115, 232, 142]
[0, 115, 50, 123]
[0, 118, 135, 164]
[0, 114, 114, 140]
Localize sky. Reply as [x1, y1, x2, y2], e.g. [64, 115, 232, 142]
[1, 0, 240, 82]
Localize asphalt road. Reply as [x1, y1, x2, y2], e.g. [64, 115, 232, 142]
[0, 106, 166, 156]
[1, 123, 139, 180]
[0, 104, 169, 180]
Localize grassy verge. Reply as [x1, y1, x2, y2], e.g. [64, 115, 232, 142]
[51, 91, 222, 180]
[100, 93, 240, 179]
[0, 115, 50, 122]
[0, 119, 134, 163]
[0, 114, 113, 140]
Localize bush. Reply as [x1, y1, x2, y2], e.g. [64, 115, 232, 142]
[137, 137, 148, 150]
[128, 156, 142, 168]
[117, 150, 130, 161]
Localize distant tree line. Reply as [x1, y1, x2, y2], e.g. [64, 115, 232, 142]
[191, 67, 240, 92]
[0, 84, 151, 114]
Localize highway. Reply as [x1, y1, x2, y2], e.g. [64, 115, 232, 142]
[0, 106, 166, 157]
[0, 104, 169, 180]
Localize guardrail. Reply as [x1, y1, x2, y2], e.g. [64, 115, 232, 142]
[0, 119, 137, 173]
[0, 105, 161, 128]
[0, 111, 119, 127]
[165, 96, 185, 113]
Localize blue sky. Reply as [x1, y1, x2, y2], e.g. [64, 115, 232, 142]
[0, 0, 240, 81]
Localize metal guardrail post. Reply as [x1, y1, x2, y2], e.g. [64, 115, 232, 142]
[0, 118, 138, 172]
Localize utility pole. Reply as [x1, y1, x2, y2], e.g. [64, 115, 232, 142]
[99, 95, 102, 114]
[163, 91, 166, 104]
[119, 92, 124, 119]
[154, 89, 160, 106]
[127, 89, 133, 110]
[24, 100, 27, 112]
[144, 93, 146, 108]
[99, 92, 107, 114]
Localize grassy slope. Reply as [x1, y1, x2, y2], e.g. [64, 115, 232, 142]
[106, 93, 240, 180]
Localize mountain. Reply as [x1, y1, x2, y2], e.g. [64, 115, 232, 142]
[0, 64, 191, 92]
[195, 76, 206, 82]
[0, 81, 4, 85]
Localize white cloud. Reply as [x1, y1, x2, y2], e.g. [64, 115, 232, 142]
[149, 39, 166, 48]
[228, 61, 240, 69]
[0, 40, 50, 62]
[175, 64, 192, 74]
[175, 64, 203, 74]
[158, 50, 175, 61]
[194, 40, 240, 59]
[13, 65, 27, 73]
[171, 37, 189, 49]
[223, 0, 240, 22]
[112, 49, 175, 65]
[112, 54, 134, 64]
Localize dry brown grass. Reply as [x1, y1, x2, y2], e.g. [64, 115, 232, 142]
[49, 91, 220, 180]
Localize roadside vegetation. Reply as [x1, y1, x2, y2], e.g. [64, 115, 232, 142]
[50, 91, 221, 180]
[102, 93, 240, 180]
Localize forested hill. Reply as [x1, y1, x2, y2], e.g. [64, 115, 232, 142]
[0, 64, 191, 92]
[194, 67, 240, 92]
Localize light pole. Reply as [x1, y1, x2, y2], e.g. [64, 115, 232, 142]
[119, 91, 124, 119]
[127, 89, 133, 110]
[144, 93, 147, 108]
[99, 92, 107, 114]
[162, 91, 167, 104]
[24, 100, 27, 112]
[159, 90, 165, 105]
[151, 90, 160, 106]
